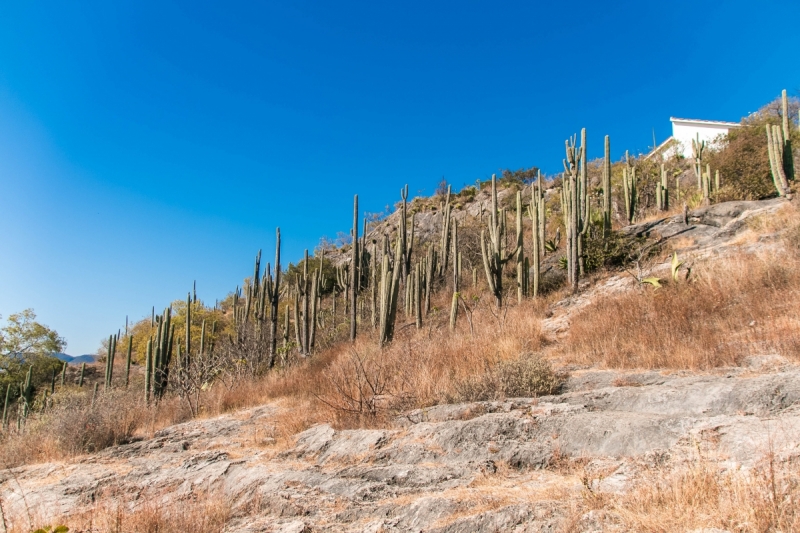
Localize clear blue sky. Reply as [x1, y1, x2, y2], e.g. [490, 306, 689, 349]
[1, 1, 798, 355]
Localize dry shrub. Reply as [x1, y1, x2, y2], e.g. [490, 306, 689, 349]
[309, 291, 550, 426]
[609, 456, 800, 532]
[452, 353, 562, 402]
[563, 251, 800, 369]
[706, 96, 800, 202]
[0, 387, 145, 467]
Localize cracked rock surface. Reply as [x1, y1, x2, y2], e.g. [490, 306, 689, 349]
[2, 362, 799, 532]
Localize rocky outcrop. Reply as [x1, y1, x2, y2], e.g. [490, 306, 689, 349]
[2, 360, 799, 532]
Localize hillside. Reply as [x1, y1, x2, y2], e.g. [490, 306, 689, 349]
[2, 196, 799, 532]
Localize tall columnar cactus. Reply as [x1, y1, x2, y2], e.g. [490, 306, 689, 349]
[336, 261, 351, 313]
[578, 129, 589, 276]
[60, 361, 67, 387]
[621, 151, 638, 224]
[514, 190, 525, 304]
[449, 220, 459, 330]
[370, 241, 378, 328]
[424, 244, 436, 314]
[152, 306, 174, 400]
[782, 89, 795, 182]
[125, 335, 132, 388]
[480, 174, 521, 307]
[348, 195, 359, 341]
[656, 164, 669, 211]
[692, 133, 705, 192]
[104, 334, 117, 391]
[2, 383, 10, 428]
[378, 236, 402, 346]
[414, 262, 422, 329]
[21, 365, 32, 418]
[144, 338, 152, 404]
[79, 362, 86, 387]
[702, 163, 713, 204]
[439, 186, 452, 278]
[399, 185, 416, 281]
[268, 228, 281, 368]
[603, 135, 612, 236]
[767, 123, 791, 197]
[294, 250, 316, 356]
[528, 171, 545, 298]
[561, 131, 588, 293]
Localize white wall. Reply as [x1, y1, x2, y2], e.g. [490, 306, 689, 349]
[671, 119, 738, 158]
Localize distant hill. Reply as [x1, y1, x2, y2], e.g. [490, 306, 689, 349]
[52, 353, 97, 365]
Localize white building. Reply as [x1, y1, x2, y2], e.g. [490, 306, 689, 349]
[649, 117, 740, 160]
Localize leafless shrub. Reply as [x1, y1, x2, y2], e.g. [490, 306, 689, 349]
[452, 353, 562, 402]
[0, 387, 145, 467]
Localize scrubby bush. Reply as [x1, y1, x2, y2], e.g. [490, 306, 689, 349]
[452, 353, 562, 401]
[707, 96, 800, 201]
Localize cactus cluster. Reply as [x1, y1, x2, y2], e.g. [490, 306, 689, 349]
[656, 164, 669, 211]
[34, 89, 791, 420]
[528, 171, 546, 297]
[767, 89, 794, 197]
[480, 174, 521, 307]
[561, 130, 589, 292]
[621, 151, 638, 225]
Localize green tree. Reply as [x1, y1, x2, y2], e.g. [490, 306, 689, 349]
[0, 309, 66, 393]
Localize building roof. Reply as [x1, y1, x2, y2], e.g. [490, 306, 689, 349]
[669, 117, 741, 127]
[644, 135, 677, 160]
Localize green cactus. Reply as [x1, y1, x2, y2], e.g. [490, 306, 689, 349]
[21, 365, 33, 418]
[692, 133, 706, 191]
[782, 89, 795, 182]
[561, 130, 588, 293]
[414, 262, 422, 329]
[144, 337, 152, 404]
[514, 191, 525, 304]
[60, 361, 67, 387]
[480, 174, 521, 307]
[767, 122, 791, 197]
[439, 185, 452, 278]
[603, 135, 612, 236]
[2, 383, 10, 428]
[79, 362, 86, 387]
[621, 151, 637, 224]
[424, 244, 437, 314]
[450, 219, 460, 328]
[528, 171, 546, 298]
[104, 334, 116, 391]
[378, 235, 402, 346]
[350, 195, 359, 341]
[656, 164, 669, 211]
[267, 228, 282, 367]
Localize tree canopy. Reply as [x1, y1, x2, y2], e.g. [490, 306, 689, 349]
[0, 309, 66, 392]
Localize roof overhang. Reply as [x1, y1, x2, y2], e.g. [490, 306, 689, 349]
[670, 117, 741, 127]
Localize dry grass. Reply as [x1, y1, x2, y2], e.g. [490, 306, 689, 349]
[0, 388, 148, 467]
[607, 456, 800, 532]
[10, 489, 232, 533]
[303, 289, 551, 426]
[562, 250, 800, 369]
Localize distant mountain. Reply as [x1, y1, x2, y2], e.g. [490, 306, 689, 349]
[69, 354, 97, 364]
[52, 353, 96, 365]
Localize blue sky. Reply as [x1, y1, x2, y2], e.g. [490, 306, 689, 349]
[1, 1, 798, 354]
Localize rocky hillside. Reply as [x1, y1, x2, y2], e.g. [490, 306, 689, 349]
[2, 197, 799, 532]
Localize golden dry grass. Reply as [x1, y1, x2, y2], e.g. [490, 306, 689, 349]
[606, 456, 800, 532]
[562, 250, 800, 369]
[9, 488, 232, 533]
